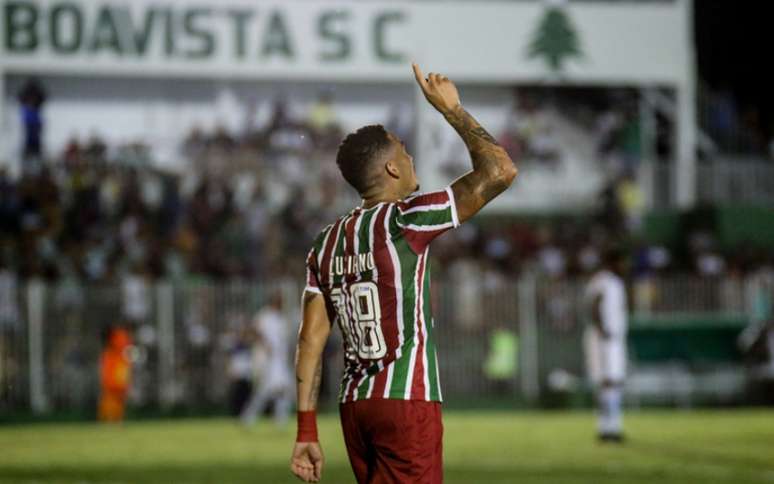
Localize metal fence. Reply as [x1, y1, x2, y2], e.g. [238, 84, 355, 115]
[0, 274, 768, 417]
[643, 157, 774, 209]
[697, 157, 774, 206]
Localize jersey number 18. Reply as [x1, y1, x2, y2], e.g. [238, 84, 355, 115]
[331, 282, 387, 360]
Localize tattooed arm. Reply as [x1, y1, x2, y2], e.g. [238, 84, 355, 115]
[444, 105, 517, 222]
[295, 291, 330, 412]
[412, 63, 517, 223]
[290, 290, 330, 483]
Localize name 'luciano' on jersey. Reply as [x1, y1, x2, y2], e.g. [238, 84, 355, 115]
[334, 253, 375, 276]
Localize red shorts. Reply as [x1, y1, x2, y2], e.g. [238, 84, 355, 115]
[339, 399, 443, 484]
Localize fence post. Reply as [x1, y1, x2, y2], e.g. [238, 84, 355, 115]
[518, 274, 539, 404]
[281, 278, 300, 319]
[156, 282, 175, 409]
[639, 88, 657, 209]
[27, 280, 47, 414]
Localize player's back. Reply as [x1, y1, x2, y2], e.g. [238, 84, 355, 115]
[304, 188, 459, 403]
[585, 270, 627, 336]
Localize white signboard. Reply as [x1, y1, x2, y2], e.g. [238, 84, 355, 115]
[1, 0, 691, 85]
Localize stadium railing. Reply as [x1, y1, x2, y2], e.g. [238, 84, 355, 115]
[696, 157, 774, 206]
[643, 157, 774, 209]
[0, 274, 768, 418]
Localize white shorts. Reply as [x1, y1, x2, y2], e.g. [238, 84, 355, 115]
[584, 327, 626, 384]
[260, 364, 293, 393]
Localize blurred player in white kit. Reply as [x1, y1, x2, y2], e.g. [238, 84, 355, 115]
[241, 292, 293, 427]
[584, 248, 628, 442]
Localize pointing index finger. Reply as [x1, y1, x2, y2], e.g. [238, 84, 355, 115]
[412, 62, 428, 91]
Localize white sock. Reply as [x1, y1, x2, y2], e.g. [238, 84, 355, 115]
[598, 387, 623, 434]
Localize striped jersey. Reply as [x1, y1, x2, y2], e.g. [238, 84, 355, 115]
[304, 187, 460, 403]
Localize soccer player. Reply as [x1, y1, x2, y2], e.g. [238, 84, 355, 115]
[584, 248, 629, 443]
[290, 63, 517, 483]
[240, 293, 293, 427]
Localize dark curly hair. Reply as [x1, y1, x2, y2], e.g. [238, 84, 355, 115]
[336, 125, 393, 194]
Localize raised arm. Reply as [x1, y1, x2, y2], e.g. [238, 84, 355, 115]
[290, 291, 331, 483]
[412, 63, 517, 223]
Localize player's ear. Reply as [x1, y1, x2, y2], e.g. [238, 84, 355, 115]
[385, 159, 400, 180]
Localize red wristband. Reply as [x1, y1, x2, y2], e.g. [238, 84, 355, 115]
[296, 410, 319, 442]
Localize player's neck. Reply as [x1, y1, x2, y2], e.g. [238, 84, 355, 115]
[361, 198, 387, 209]
[361, 189, 403, 209]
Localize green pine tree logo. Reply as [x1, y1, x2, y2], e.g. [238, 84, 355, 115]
[527, 4, 583, 73]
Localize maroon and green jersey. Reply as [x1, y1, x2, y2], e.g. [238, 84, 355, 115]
[304, 187, 460, 403]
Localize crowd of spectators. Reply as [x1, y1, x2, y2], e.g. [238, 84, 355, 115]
[2, 142, 335, 287]
[2, 85, 772, 292]
[433, 214, 772, 282]
[494, 87, 653, 173]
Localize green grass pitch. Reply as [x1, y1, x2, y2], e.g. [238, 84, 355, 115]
[1, 410, 773, 483]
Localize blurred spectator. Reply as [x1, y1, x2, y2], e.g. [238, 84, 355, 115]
[85, 132, 108, 164]
[738, 108, 766, 155]
[617, 109, 641, 172]
[598, 179, 625, 234]
[308, 91, 336, 132]
[98, 326, 133, 423]
[500, 92, 560, 169]
[264, 97, 314, 159]
[183, 126, 208, 160]
[530, 125, 561, 169]
[597, 102, 640, 175]
[483, 324, 519, 395]
[706, 87, 738, 150]
[616, 172, 645, 232]
[385, 104, 414, 152]
[0, 169, 19, 245]
[212, 125, 237, 153]
[122, 263, 150, 326]
[702, 86, 771, 156]
[63, 137, 82, 168]
[578, 244, 601, 274]
[696, 251, 726, 277]
[244, 188, 270, 275]
[17, 79, 46, 165]
[537, 228, 566, 278]
[280, 186, 317, 256]
[308, 91, 343, 150]
[227, 324, 255, 416]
